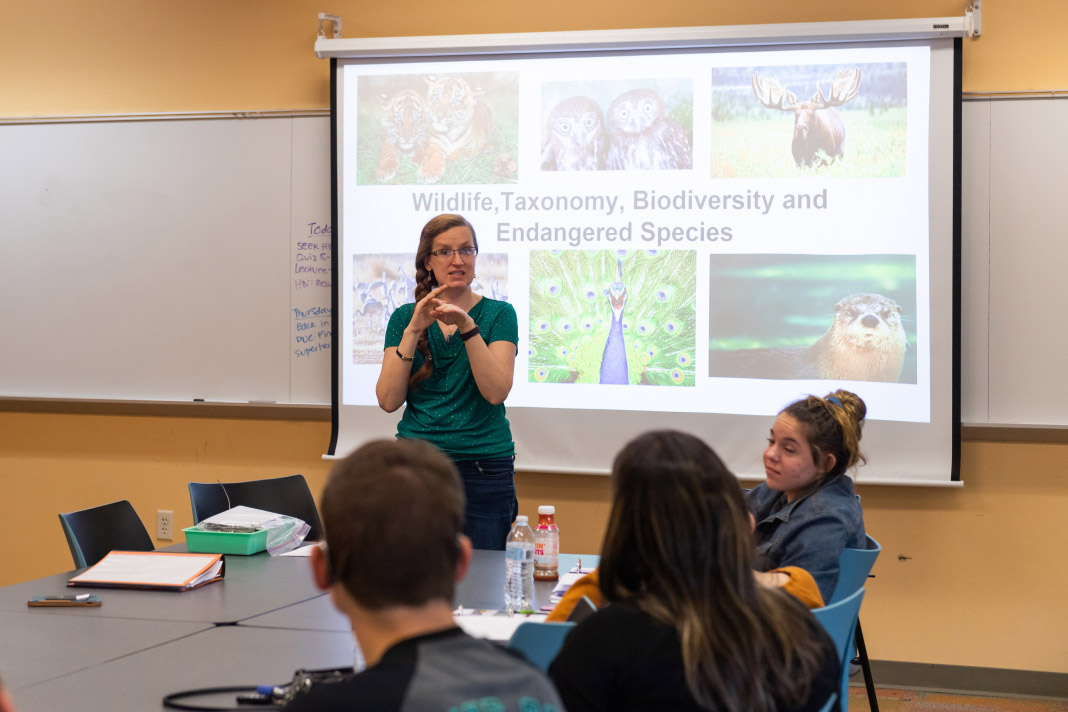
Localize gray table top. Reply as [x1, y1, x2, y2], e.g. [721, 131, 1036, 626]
[0, 611, 211, 690]
[0, 550, 322, 624]
[11, 625, 355, 712]
[240, 551, 598, 631]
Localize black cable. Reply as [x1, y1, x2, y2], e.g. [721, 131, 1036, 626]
[163, 667, 351, 710]
[162, 685, 272, 710]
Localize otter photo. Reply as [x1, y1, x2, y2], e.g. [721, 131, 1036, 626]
[528, 249, 696, 386]
[707, 254, 916, 384]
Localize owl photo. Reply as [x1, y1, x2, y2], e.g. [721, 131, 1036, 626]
[541, 95, 607, 171]
[606, 87, 693, 170]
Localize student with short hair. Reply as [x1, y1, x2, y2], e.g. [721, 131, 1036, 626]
[283, 438, 562, 712]
[549, 430, 839, 712]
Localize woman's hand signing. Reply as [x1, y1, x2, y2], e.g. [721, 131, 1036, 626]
[429, 298, 474, 330]
[408, 285, 448, 333]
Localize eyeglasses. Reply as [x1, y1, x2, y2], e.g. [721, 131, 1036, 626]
[429, 247, 477, 259]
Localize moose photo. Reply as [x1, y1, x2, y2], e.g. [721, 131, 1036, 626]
[708, 62, 908, 178]
[751, 67, 861, 167]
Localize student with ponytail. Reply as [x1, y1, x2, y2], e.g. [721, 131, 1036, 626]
[748, 389, 868, 602]
[376, 214, 519, 551]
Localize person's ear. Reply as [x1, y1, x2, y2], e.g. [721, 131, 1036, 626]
[748, 512, 756, 532]
[820, 453, 837, 475]
[311, 541, 332, 591]
[454, 534, 473, 583]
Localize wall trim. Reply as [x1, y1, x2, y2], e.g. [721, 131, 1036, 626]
[869, 660, 1068, 700]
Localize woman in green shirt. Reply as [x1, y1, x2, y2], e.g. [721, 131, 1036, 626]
[376, 214, 519, 550]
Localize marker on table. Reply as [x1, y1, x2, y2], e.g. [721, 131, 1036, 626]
[193, 398, 205, 402]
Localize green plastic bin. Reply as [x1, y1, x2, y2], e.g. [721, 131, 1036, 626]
[183, 526, 267, 555]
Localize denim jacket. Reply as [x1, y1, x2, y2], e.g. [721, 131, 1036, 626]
[746, 474, 865, 602]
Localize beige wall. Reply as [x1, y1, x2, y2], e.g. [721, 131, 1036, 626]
[2, 0, 1067, 676]
[1, 0, 1067, 117]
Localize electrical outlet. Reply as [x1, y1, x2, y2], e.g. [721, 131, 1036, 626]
[156, 509, 174, 541]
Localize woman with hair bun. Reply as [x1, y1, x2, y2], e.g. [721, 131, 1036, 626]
[550, 430, 839, 712]
[747, 389, 868, 602]
[376, 214, 519, 551]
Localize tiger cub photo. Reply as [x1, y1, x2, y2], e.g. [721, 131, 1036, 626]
[375, 89, 428, 183]
[359, 72, 516, 185]
[418, 74, 496, 184]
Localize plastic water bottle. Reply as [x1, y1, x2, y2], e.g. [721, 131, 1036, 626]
[503, 515, 535, 614]
[534, 505, 560, 581]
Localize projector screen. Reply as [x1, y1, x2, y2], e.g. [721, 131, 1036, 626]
[330, 35, 960, 485]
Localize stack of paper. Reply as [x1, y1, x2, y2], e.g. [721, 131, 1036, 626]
[454, 610, 548, 641]
[68, 551, 224, 591]
[198, 505, 280, 532]
[549, 566, 597, 603]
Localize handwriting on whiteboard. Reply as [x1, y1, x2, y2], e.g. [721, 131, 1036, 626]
[292, 222, 332, 359]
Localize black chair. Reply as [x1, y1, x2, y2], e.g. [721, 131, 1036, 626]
[187, 474, 324, 541]
[58, 500, 154, 569]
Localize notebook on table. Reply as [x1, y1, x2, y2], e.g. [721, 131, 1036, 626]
[68, 551, 225, 591]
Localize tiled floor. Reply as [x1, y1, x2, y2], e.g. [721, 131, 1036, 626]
[847, 686, 1068, 711]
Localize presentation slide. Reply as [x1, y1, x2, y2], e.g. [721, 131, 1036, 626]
[333, 38, 958, 484]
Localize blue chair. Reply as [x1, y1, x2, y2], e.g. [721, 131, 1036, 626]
[506, 621, 576, 671]
[58, 499, 154, 569]
[830, 534, 881, 603]
[187, 474, 324, 541]
[813, 587, 865, 712]
[831, 534, 881, 711]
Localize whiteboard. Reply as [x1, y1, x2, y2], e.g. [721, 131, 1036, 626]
[0, 116, 332, 405]
[958, 98, 1068, 427]
[2, 101, 1065, 424]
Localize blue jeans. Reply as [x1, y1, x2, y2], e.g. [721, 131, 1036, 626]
[454, 456, 518, 551]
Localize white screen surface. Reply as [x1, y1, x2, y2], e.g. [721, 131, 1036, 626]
[332, 38, 959, 485]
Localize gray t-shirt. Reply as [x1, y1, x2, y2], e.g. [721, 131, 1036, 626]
[283, 627, 563, 712]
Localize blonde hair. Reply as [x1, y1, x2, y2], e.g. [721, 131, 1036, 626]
[781, 388, 867, 480]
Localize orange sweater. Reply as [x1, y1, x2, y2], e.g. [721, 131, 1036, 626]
[545, 566, 823, 622]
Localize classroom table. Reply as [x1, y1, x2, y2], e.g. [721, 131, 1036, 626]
[0, 549, 322, 624]
[0, 611, 210, 689]
[0, 548, 596, 711]
[11, 625, 356, 711]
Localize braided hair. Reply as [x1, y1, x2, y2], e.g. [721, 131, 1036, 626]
[409, 214, 478, 388]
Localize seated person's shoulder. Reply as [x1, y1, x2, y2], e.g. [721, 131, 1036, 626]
[285, 631, 561, 712]
[745, 482, 779, 510]
[562, 602, 676, 654]
[406, 632, 563, 710]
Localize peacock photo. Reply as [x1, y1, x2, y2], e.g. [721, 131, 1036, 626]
[528, 249, 697, 386]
